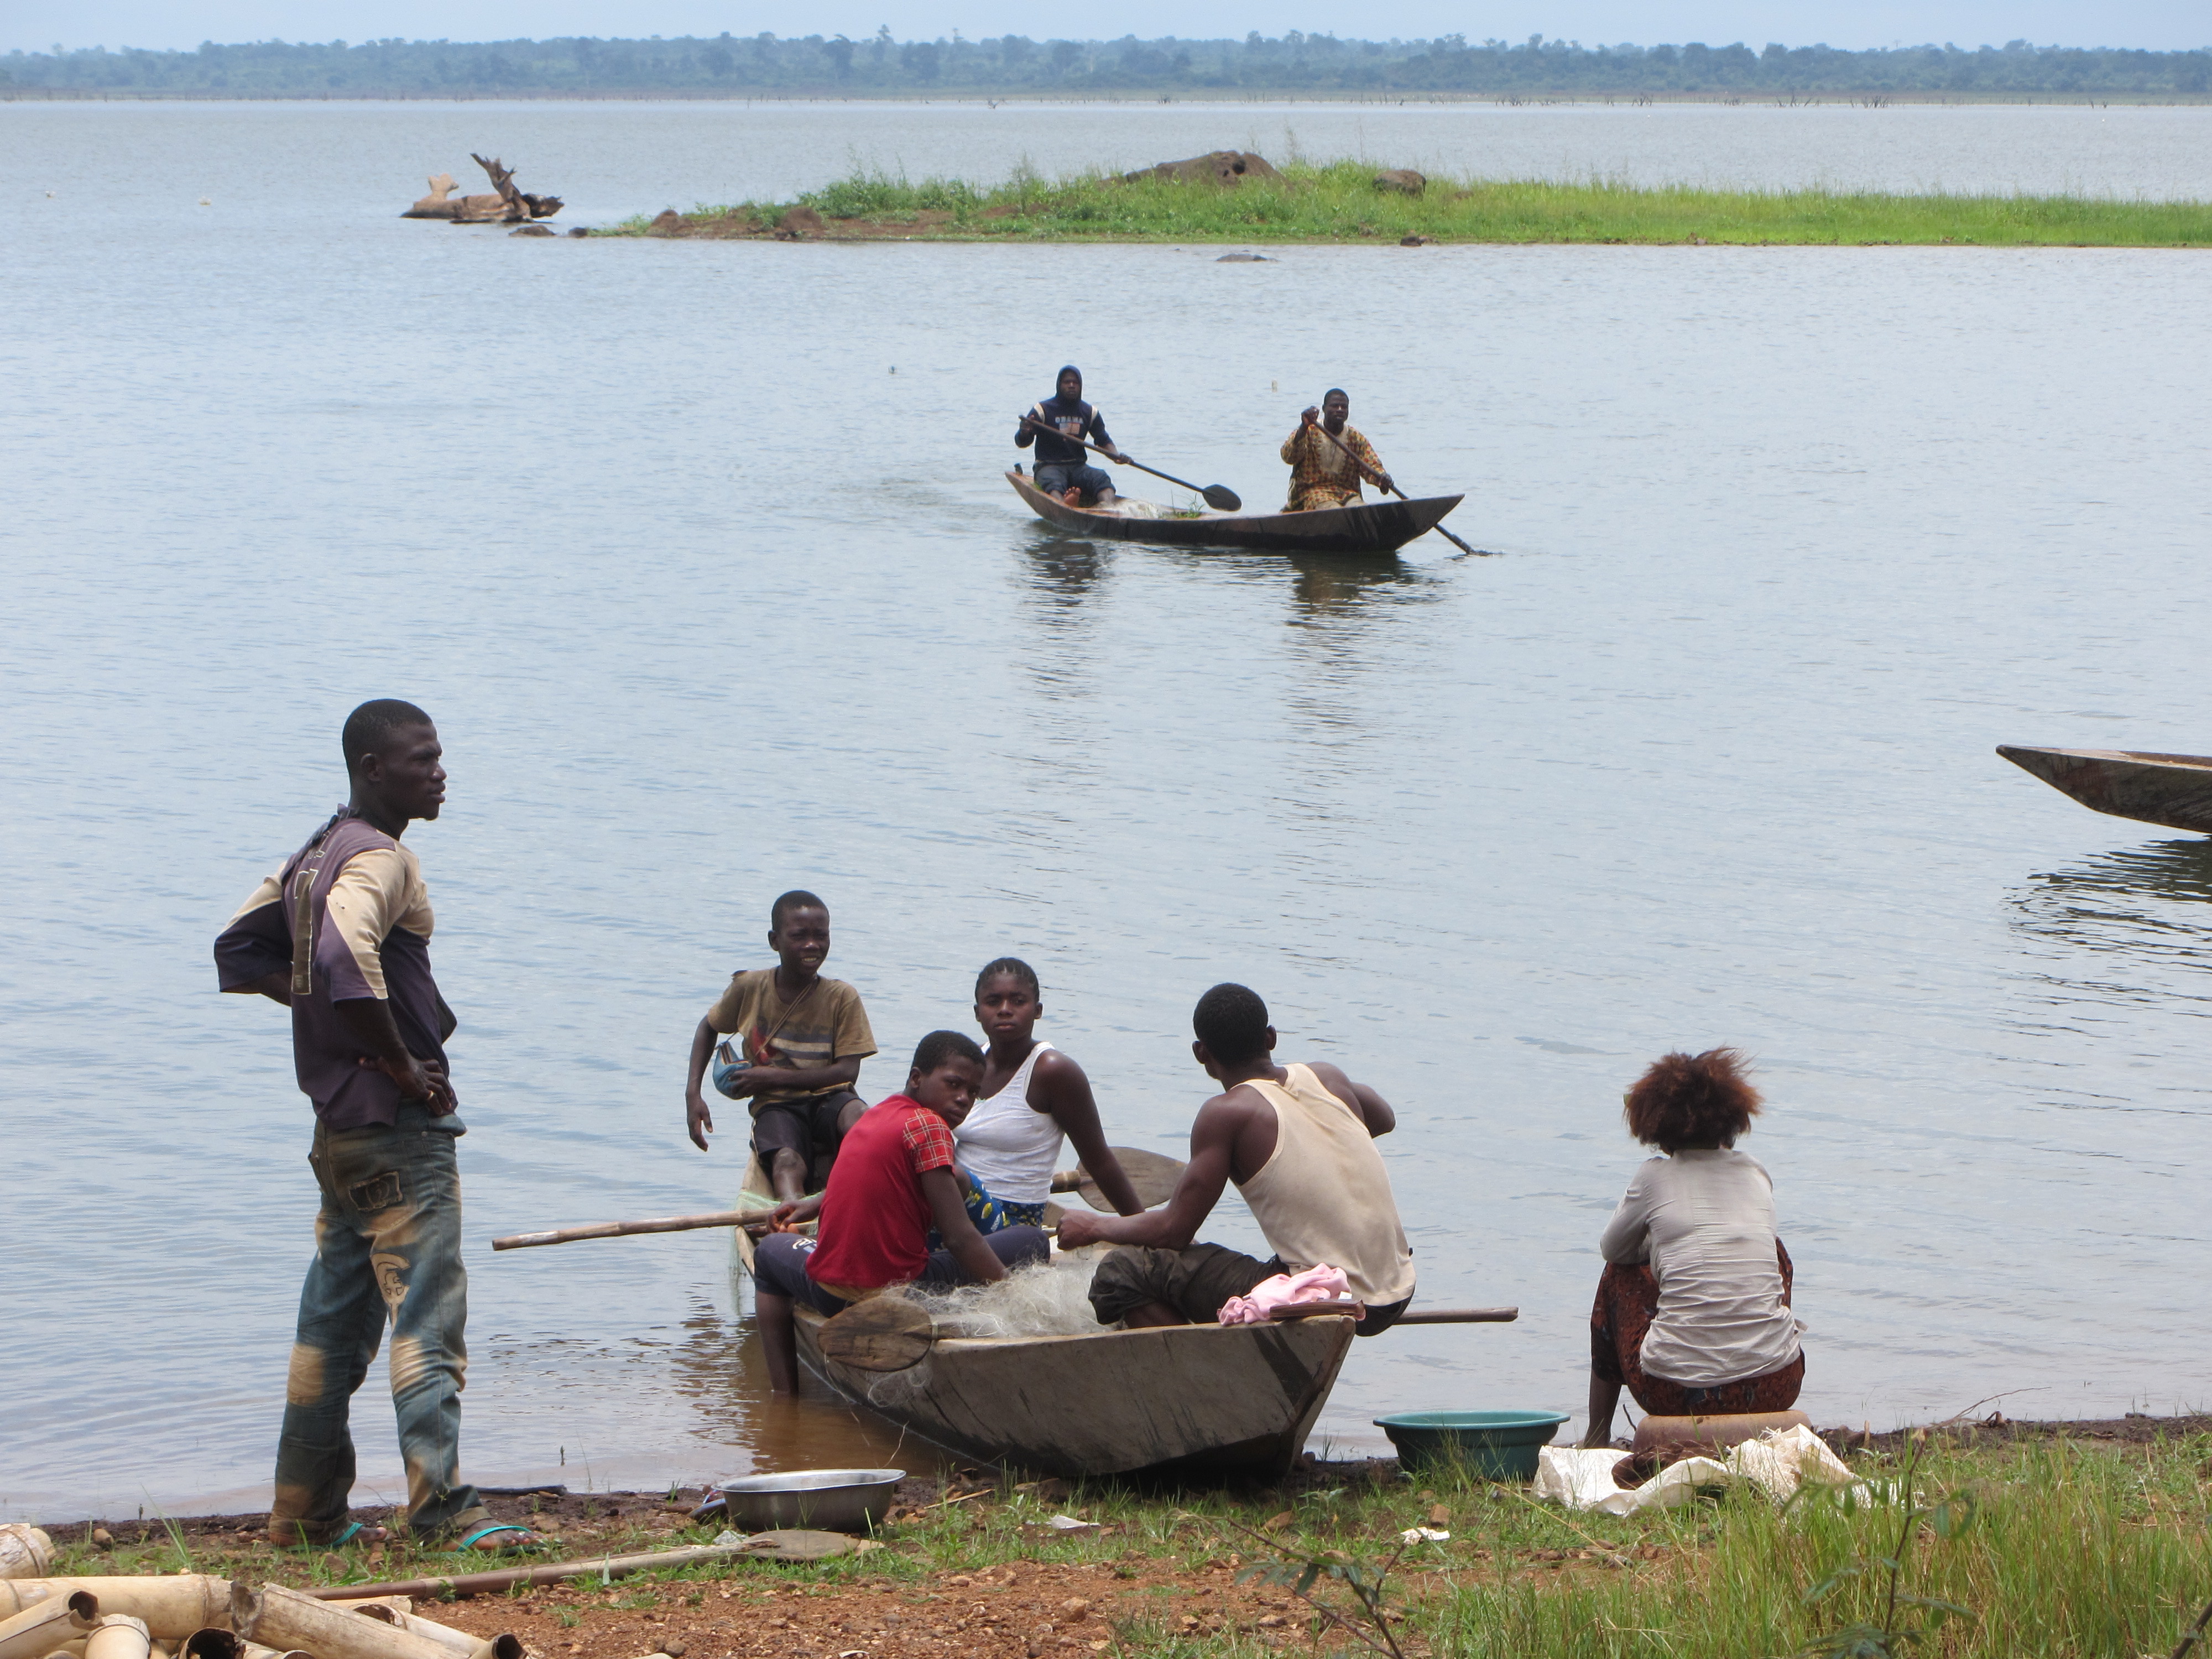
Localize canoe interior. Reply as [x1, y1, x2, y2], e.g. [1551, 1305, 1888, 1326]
[1997, 743, 2212, 836]
[1007, 470, 1460, 556]
[793, 1302, 1356, 1480]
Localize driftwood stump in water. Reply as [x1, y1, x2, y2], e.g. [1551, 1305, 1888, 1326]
[401, 173, 461, 218]
[469, 153, 564, 221]
[406, 156, 562, 222]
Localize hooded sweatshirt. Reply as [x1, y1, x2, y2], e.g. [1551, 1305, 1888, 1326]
[1015, 367, 1114, 467]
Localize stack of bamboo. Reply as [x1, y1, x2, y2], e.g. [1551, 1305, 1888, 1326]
[0, 1574, 530, 1659]
[0, 1526, 848, 1659]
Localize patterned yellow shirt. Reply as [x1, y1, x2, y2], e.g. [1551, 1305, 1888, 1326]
[1281, 421, 1385, 512]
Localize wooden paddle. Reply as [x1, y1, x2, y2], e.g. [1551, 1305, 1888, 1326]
[1269, 1303, 1519, 1324]
[1021, 416, 1243, 511]
[1050, 1146, 1187, 1212]
[1302, 419, 1490, 558]
[492, 1206, 780, 1251]
[817, 1296, 936, 1371]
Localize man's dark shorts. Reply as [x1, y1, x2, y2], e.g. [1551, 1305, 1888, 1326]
[1035, 461, 1115, 504]
[754, 1227, 1052, 1315]
[752, 1089, 860, 1174]
[1087, 1243, 1411, 1337]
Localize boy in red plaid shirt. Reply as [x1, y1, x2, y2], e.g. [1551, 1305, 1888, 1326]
[753, 1031, 1050, 1391]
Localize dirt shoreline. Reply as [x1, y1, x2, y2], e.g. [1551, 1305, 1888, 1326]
[32, 1410, 2212, 1535]
[21, 1415, 2211, 1659]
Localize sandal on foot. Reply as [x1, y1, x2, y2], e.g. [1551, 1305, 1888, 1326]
[448, 1522, 547, 1556]
[274, 1520, 390, 1550]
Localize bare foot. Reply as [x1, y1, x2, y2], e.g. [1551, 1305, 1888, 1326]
[1061, 487, 1083, 507]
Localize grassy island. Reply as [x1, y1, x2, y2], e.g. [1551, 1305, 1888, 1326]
[613, 159, 2212, 246]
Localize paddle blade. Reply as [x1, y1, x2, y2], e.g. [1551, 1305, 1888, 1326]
[818, 1297, 935, 1372]
[1074, 1146, 1187, 1211]
[1201, 484, 1242, 512]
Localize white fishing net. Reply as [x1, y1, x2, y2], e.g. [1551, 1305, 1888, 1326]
[892, 1246, 1109, 1340]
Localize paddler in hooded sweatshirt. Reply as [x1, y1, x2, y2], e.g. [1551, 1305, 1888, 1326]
[1015, 366, 1131, 507]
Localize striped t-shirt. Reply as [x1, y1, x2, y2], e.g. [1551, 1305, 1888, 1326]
[705, 969, 875, 1109]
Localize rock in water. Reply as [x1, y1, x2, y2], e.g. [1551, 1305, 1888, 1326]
[1124, 151, 1282, 186]
[1375, 169, 1428, 194]
[511, 223, 555, 236]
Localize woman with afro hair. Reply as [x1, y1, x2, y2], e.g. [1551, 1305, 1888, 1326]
[1583, 1047, 1804, 1447]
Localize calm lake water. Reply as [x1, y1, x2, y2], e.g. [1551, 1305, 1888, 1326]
[4, 101, 2210, 1523]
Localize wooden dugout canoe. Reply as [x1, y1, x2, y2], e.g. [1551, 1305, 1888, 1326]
[791, 1302, 1356, 1480]
[1008, 470, 1463, 556]
[733, 1151, 1349, 1478]
[1997, 744, 2212, 835]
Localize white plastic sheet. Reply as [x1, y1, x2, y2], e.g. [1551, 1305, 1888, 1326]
[1533, 1425, 1860, 1515]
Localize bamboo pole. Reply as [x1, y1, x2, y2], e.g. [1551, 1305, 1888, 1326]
[231, 1584, 453, 1659]
[84, 1615, 152, 1659]
[0, 1592, 98, 1659]
[352, 1606, 521, 1659]
[179, 1631, 305, 1659]
[492, 1208, 779, 1251]
[0, 1530, 54, 1583]
[304, 1542, 785, 1603]
[0, 1585, 230, 1641]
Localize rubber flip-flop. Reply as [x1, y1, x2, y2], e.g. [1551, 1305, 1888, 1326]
[276, 1520, 390, 1550]
[448, 1522, 547, 1556]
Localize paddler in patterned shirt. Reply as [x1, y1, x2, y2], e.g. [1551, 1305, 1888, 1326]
[1280, 388, 1395, 512]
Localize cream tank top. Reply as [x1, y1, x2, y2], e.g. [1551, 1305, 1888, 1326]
[1238, 1064, 1417, 1306]
[954, 1040, 1063, 1205]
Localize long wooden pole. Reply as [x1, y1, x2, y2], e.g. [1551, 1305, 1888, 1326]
[1270, 1303, 1518, 1324]
[1392, 1306, 1519, 1324]
[302, 1544, 781, 1604]
[492, 1208, 779, 1252]
[1302, 419, 1488, 557]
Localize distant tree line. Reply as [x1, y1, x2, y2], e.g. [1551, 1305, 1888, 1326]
[4, 32, 2209, 97]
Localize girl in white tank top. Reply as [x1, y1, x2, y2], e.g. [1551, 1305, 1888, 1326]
[959, 1037, 1063, 1207]
[958, 958, 1144, 1219]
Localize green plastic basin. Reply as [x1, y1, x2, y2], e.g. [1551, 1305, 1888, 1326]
[1374, 1410, 1572, 1480]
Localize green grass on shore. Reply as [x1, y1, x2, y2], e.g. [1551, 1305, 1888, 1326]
[614, 157, 2212, 245]
[43, 1428, 2210, 1658]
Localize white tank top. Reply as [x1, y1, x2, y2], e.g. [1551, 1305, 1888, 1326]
[1238, 1064, 1417, 1306]
[955, 1040, 1065, 1205]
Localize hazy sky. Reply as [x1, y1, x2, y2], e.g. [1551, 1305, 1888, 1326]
[8, 0, 2206, 55]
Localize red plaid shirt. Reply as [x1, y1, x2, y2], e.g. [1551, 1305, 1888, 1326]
[807, 1095, 958, 1290]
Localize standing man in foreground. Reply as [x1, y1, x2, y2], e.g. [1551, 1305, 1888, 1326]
[1280, 388, 1394, 512]
[1015, 364, 1131, 507]
[1057, 983, 1416, 1335]
[215, 700, 539, 1554]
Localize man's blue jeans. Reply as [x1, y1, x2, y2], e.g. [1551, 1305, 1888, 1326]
[270, 1106, 488, 1542]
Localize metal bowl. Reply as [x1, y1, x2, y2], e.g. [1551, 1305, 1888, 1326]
[717, 1468, 905, 1533]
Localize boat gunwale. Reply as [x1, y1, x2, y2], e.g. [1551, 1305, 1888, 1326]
[793, 1302, 1357, 1353]
[2002, 743, 2212, 771]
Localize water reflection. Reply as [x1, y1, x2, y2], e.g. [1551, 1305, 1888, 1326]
[1280, 552, 1427, 624]
[665, 1292, 948, 1478]
[2005, 838, 2212, 1022]
[1019, 535, 1112, 619]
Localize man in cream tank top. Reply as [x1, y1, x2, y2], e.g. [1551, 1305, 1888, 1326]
[1057, 983, 1416, 1336]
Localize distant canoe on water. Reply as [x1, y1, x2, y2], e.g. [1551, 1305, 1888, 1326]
[1008, 469, 1463, 556]
[1997, 744, 2212, 834]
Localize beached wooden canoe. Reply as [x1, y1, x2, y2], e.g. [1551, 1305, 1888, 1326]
[792, 1302, 1356, 1479]
[1008, 470, 1463, 556]
[1997, 744, 2212, 835]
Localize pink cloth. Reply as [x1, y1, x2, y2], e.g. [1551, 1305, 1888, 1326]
[1217, 1264, 1360, 1325]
